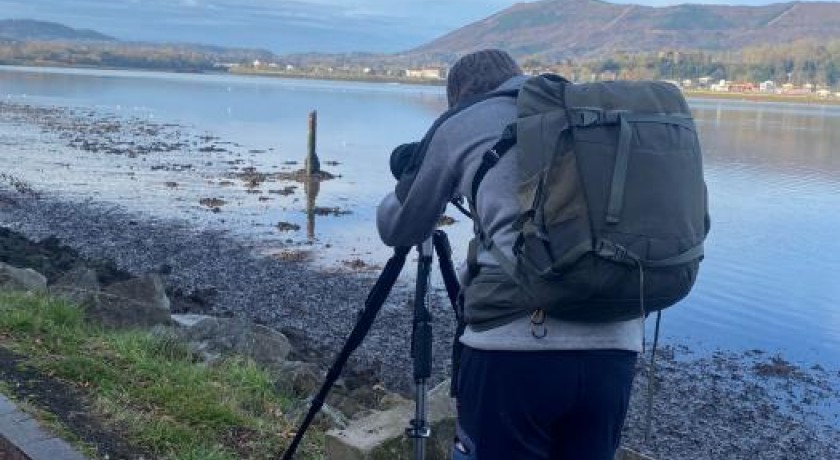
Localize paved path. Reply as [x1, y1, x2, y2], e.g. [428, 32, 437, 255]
[0, 394, 87, 460]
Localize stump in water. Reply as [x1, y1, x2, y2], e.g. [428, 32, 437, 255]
[305, 110, 320, 176]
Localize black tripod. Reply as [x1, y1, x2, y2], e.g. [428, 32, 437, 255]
[281, 230, 462, 460]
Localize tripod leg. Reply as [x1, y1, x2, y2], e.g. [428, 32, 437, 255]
[407, 239, 434, 459]
[433, 230, 467, 398]
[281, 246, 410, 460]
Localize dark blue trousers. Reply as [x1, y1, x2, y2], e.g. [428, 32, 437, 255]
[453, 347, 637, 460]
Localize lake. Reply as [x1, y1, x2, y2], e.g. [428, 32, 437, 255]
[1, 65, 839, 370]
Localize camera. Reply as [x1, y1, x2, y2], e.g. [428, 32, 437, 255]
[389, 141, 421, 180]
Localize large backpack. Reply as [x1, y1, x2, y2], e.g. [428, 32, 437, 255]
[469, 74, 709, 323]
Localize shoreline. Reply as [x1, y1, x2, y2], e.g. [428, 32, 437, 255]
[3, 63, 840, 107]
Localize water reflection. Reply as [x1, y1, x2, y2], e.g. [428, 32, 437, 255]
[304, 176, 321, 240]
[691, 100, 840, 178]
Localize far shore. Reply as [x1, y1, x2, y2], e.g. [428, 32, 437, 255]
[682, 89, 840, 106]
[3, 62, 840, 107]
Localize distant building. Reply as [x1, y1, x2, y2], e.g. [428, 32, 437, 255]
[710, 80, 729, 92]
[729, 82, 755, 93]
[681, 79, 693, 88]
[759, 81, 776, 93]
[253, 59, 261, 67]
[698, 76, 713, 88]
[405, 68, 446, 80]
[816, 88, 832, 98]
[600, 71, 618, 81]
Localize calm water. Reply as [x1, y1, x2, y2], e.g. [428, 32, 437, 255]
[1, 66, 839, 369]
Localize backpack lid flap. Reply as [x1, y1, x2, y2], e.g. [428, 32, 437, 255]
[518, 74, 567, 117]
[565, 81, 690, 116]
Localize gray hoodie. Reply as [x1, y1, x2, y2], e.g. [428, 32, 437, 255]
[377, 76, 643, 352]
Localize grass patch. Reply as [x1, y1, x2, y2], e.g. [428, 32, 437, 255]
[0, 291, 325, 459]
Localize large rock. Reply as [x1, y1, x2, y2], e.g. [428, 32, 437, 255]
[49, 267, 100, 307]
[273, 360, 323, 396]
[0, 262, 47, 293]
[87, 274, 171, 328]
[325, 380, 456, 460]
[171, 314, 292, 367]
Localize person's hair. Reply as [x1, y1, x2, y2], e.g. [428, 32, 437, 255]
[446, 49, 522, 108]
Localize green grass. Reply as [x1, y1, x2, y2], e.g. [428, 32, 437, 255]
[0, 291, 325, 459]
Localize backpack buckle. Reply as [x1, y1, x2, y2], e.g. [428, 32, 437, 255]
[569, 107, 604, 128]
[596, 239, 635, 263]
[530, 309, 547, 339]
[572, 109, 602, 127]
[572, 108, 630, 127]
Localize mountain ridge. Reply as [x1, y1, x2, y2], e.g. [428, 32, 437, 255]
[0, 19, 115, 42]
[408, 0, 840, 61]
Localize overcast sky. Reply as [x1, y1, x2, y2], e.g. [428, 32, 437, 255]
[0, 0, 812, 53]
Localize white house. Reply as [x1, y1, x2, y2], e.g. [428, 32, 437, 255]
[759, 81, 776, 92]
[710, 80, 730, 92]
[405, 68, 445, 80]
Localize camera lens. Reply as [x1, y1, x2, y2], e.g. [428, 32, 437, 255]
[390, 142, 420, 180]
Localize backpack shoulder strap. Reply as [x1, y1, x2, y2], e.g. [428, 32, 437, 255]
[469, 123, 517, 205]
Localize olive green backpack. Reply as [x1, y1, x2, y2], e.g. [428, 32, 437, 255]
[469, 74, 710, 323]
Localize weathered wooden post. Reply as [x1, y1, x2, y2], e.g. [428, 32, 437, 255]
[305, 110, 320, 176]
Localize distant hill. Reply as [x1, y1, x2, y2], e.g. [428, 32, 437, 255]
[409, 0, 840, 61]
[0, 19, 115, 42]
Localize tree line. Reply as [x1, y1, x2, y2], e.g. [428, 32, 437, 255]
[0, 41, 271, 72]
[2, 39, 840, 88]
[526, 40, 840, 87]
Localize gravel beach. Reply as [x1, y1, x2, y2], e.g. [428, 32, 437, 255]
[1, 188, 838, 459]
[0, 100, 838, 459]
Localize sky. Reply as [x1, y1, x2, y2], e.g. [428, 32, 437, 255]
[0, 0, 810, 54]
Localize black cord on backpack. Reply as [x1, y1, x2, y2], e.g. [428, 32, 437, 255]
[645, 310, 662, 443]
[637, 261, 663, 444]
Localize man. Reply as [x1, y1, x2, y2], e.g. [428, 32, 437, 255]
[377, 49, 642, 460]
